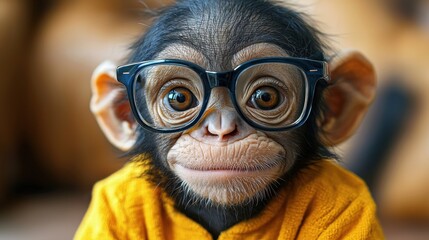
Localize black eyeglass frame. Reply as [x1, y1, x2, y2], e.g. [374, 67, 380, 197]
[117, 57, 329, 133]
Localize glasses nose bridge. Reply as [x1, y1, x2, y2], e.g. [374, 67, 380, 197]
[206, 71, 234, 90]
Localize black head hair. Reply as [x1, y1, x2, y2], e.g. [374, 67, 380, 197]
[128, 0, 329, 64]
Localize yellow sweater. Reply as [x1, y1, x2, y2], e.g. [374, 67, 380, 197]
[75, 159, 384, 239]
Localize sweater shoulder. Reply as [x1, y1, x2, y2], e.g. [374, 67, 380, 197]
[292, 160, 380, 236]
[298, 160, 369, 198]
[93, 160, 158, 207]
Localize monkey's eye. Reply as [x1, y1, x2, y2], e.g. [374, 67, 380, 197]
[165, 87, 198, 112]
[249, 86, 281, 110]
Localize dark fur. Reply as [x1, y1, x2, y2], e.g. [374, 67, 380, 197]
[122, 0, 337, 238]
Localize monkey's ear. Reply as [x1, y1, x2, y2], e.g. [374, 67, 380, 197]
[319, 51, 376, 146]
[90, 61, 137, 151]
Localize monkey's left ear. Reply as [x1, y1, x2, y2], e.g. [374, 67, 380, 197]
[319, 51, 376, 146]
[90, 61, 137, 151]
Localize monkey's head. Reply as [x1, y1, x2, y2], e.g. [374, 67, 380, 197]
[90, 0, 375, 207]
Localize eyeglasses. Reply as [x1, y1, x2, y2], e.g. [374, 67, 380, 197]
[117, 57, 329, 133]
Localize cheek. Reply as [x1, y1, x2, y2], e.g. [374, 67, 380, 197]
[266, 131, 302, 158]
[165, 132, 296, 205]
[154, 133, 182, 166]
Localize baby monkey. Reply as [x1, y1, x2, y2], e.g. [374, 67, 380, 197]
[76, 0, 384, 239]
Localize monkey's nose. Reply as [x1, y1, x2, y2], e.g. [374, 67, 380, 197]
[205, 109, 239, 141]
[190, 108, 253, 143]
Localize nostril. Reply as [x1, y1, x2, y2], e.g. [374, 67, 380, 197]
[205, 126, 217, 137]
[227, 128, 239, 138]
[220, 127, 239, 141]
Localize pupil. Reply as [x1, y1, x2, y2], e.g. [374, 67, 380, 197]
[261, 92, 271, 102]
[176, 93, 186, 103]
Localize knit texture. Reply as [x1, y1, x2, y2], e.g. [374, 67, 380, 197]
[74, 159, 384, 239]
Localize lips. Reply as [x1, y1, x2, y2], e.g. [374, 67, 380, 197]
[173, 162, 277, 172]
[173, 162, 281, 184]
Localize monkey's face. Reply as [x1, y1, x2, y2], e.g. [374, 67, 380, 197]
[148, 43, 298, 205]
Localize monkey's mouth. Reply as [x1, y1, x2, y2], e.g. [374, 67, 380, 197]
[167, 133, 287, 185]
[173, 162, 282, 183]
[175, 162, 277, 172]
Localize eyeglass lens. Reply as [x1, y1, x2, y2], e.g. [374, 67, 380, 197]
[235, 62, 307, 129]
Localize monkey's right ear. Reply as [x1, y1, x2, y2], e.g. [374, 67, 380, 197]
[90, 61, 137, 151]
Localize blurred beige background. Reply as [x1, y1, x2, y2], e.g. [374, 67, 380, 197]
[0, 0, 428, 239]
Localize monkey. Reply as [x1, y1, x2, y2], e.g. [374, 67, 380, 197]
[75, 0, 384, 239]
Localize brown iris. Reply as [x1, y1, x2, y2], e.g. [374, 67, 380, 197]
[166, 87, 197, 111]
[250, 86, 280, 110]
